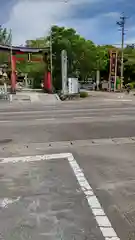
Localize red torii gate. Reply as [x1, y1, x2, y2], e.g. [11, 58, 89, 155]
[0, 44, 52, 93]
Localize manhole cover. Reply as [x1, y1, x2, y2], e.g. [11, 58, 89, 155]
[0, 139, 12, 144]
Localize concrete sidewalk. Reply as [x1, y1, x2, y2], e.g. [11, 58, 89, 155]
[84, 90, 134, 98]
[12, 92, 60, 103]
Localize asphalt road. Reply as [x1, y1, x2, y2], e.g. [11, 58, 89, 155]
[0, 97, 135, 239]
[0, 100, 135, 144]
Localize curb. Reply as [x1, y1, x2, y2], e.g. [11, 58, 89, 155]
[54, 94, 61, 101]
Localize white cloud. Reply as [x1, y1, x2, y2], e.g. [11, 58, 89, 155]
[103, 12, 120, 19]
[4, 0, 69, 44]
[125, 37, 135, 44]
[4, 0, 126, 46]
[60, 11, 120, 43]
[4, 0, 104, 45]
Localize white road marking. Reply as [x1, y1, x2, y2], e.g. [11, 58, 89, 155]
[0, 106, 134, 115]
[0, 153, 120, 239]
[118, 96, 123, 98]
[68, 154, 120, 240]
[0, 118, 55, 123]
[73, 116, 93, 119]
[0, 197, 20, 208]
[120, 99, 132, 102]
[103, 99, 132, 102]
[0, 153, 71, 164]
[1, 115, 135, 124]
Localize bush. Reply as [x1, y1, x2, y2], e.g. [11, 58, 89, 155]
[129, 82, 135, 89]
[32, 75, 42, 89]
[80, 91, 89, 98]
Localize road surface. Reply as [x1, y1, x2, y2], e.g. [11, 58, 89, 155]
[0, 97, 135, 239]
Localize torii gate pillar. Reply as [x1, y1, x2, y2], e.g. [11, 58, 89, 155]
[43, 71, 52, 93]
[43, 52, 52, 93]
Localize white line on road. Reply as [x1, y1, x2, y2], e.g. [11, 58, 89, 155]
[0, 153, 71, 163]
[0, 107, 134, 115]
[0, 115, 135, 124]
[103, 99, 132, 102]
[0, 152, 120, 239]
[68, 154, 120, 240]
[73, 116, 94, 119]
[0, 197, 20, 208]
[0, 118, 55, 123]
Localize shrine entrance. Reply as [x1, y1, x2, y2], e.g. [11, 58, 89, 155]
[0, 44, 52, 93]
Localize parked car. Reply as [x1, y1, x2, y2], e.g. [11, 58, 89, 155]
[81, 82, 94, 90]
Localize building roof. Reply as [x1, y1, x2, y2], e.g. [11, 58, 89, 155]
[0, 44, 49, 53]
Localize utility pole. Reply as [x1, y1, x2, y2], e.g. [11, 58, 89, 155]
[9, 29, 16, 94]
[10, 28, 14, 94]
[50, 27, 53, 91]
[10, 29, 13, 70]
[116, 13, 127, 91]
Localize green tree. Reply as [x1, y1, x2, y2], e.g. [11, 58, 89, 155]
[26, 37, 49, 48]
[46, 25, 98, 89]
[0, 26, 11, 45]
[24, 25, 135, 90]
[123, 45, 135, 83]
[0, 26, 11, 65]
[17, 59, 46, 89]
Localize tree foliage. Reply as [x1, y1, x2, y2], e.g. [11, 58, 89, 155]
[24, 26, 135, 89]
[46, 26, 98, 89]
[0, 25, 135, 89]
[0, 26, 11, 45]
[0, 26, 11, 65]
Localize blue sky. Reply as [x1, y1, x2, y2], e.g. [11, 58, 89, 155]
[1, 0, 135, 46]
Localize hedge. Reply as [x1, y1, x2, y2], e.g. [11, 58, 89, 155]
[80, 91, 89, 98]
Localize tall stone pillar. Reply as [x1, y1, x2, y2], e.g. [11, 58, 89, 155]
[11, 54, 16, 93]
